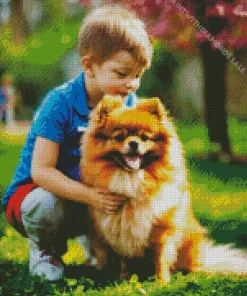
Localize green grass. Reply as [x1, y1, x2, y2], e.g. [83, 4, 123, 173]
[0, 120, 247, 295]
[0, 268, 247, 296]
[0, 141, 23, 194]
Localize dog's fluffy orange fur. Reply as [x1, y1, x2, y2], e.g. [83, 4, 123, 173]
[80, 96, 247, 283]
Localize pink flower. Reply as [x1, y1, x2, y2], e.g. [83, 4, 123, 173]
[195, 30, 208, 43]
[151, 20, 171, 37]
[79, 0, 91, 6]
[228, 36, 247, 48]
[206, 1, 233, 17]
[233, 3, 247, 17]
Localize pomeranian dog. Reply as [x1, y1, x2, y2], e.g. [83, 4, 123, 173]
[80, 96, 247, 283]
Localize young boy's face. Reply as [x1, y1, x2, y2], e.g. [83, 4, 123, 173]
[91, 50, 145, 99]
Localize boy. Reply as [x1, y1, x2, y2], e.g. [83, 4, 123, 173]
[3, 4, 153, 281]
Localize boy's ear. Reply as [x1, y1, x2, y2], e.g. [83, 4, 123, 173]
[81, 55, 95, 77]
[137, 98, 168, 121]
[92, 95, 123, 126]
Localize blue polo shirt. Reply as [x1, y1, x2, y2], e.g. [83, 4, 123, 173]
[3, 73, 137, 207]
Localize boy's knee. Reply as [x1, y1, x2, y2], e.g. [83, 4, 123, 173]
[21, 188, 65, 225]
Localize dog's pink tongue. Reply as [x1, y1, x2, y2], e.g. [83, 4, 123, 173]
[123, 156, 141, 169]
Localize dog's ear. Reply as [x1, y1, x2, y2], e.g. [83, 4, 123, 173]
[92, 95, 123, 126]
[137, 98, 168, 121]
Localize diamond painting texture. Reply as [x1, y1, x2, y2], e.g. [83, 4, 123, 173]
[0, 1, 247, 294]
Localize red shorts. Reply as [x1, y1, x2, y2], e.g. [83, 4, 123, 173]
[5, 183, 38, 237]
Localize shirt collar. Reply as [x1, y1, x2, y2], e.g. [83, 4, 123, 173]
[73, 72, 89, 116]
[72, 72, 138, 116]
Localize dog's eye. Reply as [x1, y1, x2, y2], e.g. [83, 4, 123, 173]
[141, 134, 149, 141]
[153, 135, 165, 142]
[114, 134, 125, 142]
[95, 133, 109, 140]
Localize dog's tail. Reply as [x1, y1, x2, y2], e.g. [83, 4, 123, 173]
[196, 241, 247, 274]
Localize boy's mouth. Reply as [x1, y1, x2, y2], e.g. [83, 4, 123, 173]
[116, 92, 129, 98]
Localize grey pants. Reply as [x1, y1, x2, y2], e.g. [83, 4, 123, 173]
[21, 188, 89, 256]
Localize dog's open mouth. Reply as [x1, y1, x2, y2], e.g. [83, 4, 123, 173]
[103, 151, 159, 171]
[119, 154, 142, 170]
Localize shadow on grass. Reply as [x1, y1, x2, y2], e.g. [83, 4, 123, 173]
[188, 156, 247, 185]
[189, 156, 247, 248]
[198, 217, 247, 249]
[0, 261, 155, 295]
[1, 256, 247, 296]
[0, 262, 98, 296]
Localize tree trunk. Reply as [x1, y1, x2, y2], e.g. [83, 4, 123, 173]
[200, 41, 232, 154]
[43, 0, 66, 27]
[10, 0, 29, 45]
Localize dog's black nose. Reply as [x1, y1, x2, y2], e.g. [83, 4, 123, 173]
[129, 141, 138, 151]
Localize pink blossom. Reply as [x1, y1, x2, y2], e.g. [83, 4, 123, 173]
[195, 31, 208, 43]
[78, 0, 247, 51]
[151, 20, 171, 37]
[206, 1, 233, 17]
[79, 0, 91, 6]
[233, 3, 247, 17]
[228, 36, 247, 48]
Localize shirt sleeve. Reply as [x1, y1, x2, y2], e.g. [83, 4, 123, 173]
[32, 90, 69, 143]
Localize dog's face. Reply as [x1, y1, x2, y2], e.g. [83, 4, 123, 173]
[97, 126, 163, 171]
[83, 96, 178, 173]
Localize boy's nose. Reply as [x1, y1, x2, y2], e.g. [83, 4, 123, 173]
[126, 78, 139, 91]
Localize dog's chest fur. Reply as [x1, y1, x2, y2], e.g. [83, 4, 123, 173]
[91, 169, 185, 257]
[92, 202, 154, 257]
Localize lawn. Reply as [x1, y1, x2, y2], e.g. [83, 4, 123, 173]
[0, 119, 247, 295]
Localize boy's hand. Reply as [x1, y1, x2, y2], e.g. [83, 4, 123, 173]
[86, 187, 127, 214]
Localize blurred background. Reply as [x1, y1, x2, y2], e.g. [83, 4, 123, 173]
[0, 1, 246, 156]
[0, 0, 247, 284]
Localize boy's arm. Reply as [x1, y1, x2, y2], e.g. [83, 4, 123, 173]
[31, 136, 125, 213]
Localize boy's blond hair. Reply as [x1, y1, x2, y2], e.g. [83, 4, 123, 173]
[79, 4, 153, 68]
